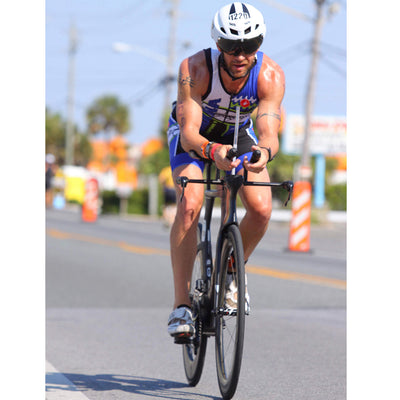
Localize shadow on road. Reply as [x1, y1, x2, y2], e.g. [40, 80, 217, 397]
[46, 372, 220, 399]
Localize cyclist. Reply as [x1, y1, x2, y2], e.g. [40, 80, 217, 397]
[167, 2, 285, 340]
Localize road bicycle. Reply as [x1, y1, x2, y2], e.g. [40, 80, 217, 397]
[176, 108, 293, 399]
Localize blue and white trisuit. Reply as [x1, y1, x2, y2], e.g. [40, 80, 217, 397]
[167, 48, 264, 173]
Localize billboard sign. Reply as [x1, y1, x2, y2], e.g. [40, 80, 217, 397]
[282, 114, 347, 155]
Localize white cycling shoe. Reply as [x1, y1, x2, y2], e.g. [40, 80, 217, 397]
[167, 306, 195, 338]
[225, 273, 250, 315]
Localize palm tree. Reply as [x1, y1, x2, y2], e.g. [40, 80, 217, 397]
[46, 107, 91, 165]
[86, 95, 130, 138]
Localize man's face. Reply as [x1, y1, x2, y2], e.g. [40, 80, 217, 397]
[220, 48, 258, 79]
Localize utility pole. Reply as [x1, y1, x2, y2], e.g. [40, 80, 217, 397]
[65, 20, 77, 166]
[299, 0, 326, 179]
[259, 0, 339, 181]
[163, 0, 180, 116]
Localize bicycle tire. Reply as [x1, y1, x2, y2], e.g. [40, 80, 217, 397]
[215, 224, 245, 399]
[182, 227, 208, 386]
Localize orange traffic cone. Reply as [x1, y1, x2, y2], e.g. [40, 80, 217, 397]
[288, 181, 311, 252]
[82, 178, 99, 223]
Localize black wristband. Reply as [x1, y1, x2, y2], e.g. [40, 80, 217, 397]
[260, 146, 274, 163]
[205, 141, 215, 159]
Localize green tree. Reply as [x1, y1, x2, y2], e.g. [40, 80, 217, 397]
[138, 108, 171, 175]
[45, 108, 91, 165]
[86, 95, 130, 138]
[45, 107, 65, 159]
[138, 148, 170, 175]
[73, 132, 92, 166]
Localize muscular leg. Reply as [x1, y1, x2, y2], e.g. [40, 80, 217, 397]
[170, 164, 204, 309]
[238, 168, 272, 261]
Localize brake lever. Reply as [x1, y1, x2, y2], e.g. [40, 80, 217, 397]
[176, 176, 189, 202]
[282, 180, 294, 207]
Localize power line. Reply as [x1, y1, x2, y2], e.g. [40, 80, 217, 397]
[278, 50, 309, 67]
[46, 0, 166, 38]
[257, 0, 313, 22]
[271, 39, 311, 66]
[126, 77, 165, 105]
[270, 39, 311, 59]
[319, 53, 346, 77]
[126, 74, 177, 107]
[320, 40, 346, 58]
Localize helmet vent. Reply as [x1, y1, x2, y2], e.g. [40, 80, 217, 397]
[221, 27, 226, 34]
[255, 24, 259, 30]
[245, 27, 251, 34]
[230, 28, 239, 35]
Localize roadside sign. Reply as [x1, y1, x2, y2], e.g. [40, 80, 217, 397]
[282, 114, 346, 156]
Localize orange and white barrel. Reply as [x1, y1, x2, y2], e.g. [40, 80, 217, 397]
[81, 177, 99, 223]
[288, 181, 311, 252]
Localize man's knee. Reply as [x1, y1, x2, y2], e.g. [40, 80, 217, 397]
[247, 201, 272, 225]
[176, 195, 202, 230]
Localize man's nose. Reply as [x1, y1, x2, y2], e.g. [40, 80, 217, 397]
[232, 48, 245, 57]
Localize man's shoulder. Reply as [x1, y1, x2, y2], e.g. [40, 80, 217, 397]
[180, 49, 211, 84]
[185, 48, 211, 66]
[257, 53, 285, 87]
[258, 52, 284, 76]
[255, 53, 285, 100]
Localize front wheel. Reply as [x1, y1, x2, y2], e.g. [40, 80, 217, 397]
[215, 224, 246, 399]
[182, 231, 208, 386]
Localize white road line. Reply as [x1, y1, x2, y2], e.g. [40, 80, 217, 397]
[46, 361, 90, 400]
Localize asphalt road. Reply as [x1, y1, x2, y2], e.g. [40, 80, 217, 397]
[46, 208, 346, 400]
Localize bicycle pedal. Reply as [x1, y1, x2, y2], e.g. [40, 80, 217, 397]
[174, 335, 193, 345]
[224, 308, 237, 316]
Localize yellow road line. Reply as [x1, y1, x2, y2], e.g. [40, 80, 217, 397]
[47, 229, 170, 256]
[47, 228, 345, 289]
[246, 265, 346, 290]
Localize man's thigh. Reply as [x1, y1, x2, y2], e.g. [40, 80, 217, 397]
[172, 163, 205, 203]
[239, 167, 272, 210]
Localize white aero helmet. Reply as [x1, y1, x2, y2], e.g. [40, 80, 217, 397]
[211, 2, 266, 54]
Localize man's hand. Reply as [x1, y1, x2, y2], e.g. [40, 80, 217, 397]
[243, 145, 269, 173]
[213, 144, 241, 171]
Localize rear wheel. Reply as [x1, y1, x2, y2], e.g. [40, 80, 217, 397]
[215, 224, 245, 399]
[182, 228, 208, 386]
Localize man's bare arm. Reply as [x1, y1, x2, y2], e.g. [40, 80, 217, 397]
[255, 56, 285, 159]
[256, 111, 281, 122]
[175, 55, 208, 156]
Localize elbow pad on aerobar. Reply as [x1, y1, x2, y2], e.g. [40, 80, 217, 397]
[189, 150, 202, 160]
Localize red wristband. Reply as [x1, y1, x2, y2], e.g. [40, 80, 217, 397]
[210, 143, 222, 161]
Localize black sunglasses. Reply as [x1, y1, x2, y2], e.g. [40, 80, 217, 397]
[218, 35, 263, 55]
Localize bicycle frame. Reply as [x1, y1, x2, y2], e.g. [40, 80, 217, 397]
[177, 161, 293, 336]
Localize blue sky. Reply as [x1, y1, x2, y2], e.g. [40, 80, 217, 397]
[45, 0, 347, 146]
